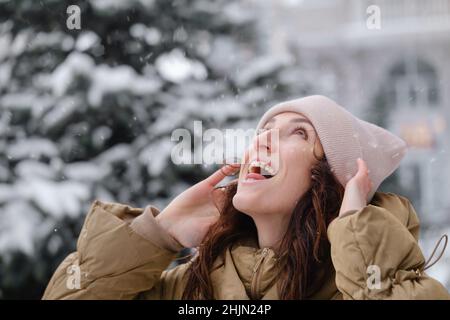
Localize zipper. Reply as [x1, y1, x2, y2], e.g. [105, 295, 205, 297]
[250, 247, 269, 300]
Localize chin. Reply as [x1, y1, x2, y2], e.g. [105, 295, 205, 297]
[232, 192, 269, 216]
[233, 192, 255, 214]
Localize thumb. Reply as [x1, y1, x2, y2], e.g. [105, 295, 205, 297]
[356, 158, 368, 176]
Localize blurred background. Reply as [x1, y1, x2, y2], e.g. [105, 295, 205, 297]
[0, 0, 449, 299]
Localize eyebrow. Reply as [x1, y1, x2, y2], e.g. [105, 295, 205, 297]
[289, 118, 314, 127]
[265, 117, 314, 128]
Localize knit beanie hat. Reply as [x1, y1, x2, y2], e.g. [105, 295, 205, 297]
[256, 95, 408, 202]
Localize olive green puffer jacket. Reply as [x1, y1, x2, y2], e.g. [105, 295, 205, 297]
[43, 192, 450, 300]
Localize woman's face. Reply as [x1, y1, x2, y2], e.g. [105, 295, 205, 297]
[233, 112, 324, 217]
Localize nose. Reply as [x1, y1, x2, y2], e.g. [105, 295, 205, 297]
[251, 128, 278, 162]
[255, 129, 271, 153]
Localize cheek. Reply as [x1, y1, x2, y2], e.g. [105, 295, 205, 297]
[281, 144, 315, 185]
[283, 143, 315, 165]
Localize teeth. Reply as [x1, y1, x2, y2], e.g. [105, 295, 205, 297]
[248, 160, 275, 176]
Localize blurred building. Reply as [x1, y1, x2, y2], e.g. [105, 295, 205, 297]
[255, 0, 450, 226]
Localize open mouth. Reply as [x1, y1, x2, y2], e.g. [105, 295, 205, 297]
[245, 160, 276, 181]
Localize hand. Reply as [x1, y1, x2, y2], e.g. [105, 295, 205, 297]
[155, 163, 240, 248]
[339, 158, 373, 217]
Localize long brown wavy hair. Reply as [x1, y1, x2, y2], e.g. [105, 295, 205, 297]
[182, 156, 345, 299]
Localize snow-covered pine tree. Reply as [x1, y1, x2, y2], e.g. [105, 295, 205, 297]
[0, 0, 322, 298]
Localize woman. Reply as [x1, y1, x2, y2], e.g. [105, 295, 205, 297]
[43, 95, 449, 300]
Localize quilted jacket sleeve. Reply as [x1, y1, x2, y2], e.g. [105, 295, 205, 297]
[327, 192, 450, 300]
[42, 200, 184, 300]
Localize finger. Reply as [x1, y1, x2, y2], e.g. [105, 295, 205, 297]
[205, 164, 241, 187]
[357, 158, 369, 176]
[211, 186, 226, 206]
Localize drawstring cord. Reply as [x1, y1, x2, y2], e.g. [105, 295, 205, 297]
[419, 234, 448, 274]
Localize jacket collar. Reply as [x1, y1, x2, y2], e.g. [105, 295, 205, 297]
[209, 236, 340, 299]
[210, 236, 279, 299]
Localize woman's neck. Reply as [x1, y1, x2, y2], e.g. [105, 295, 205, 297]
[251, 213, 291, 251]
